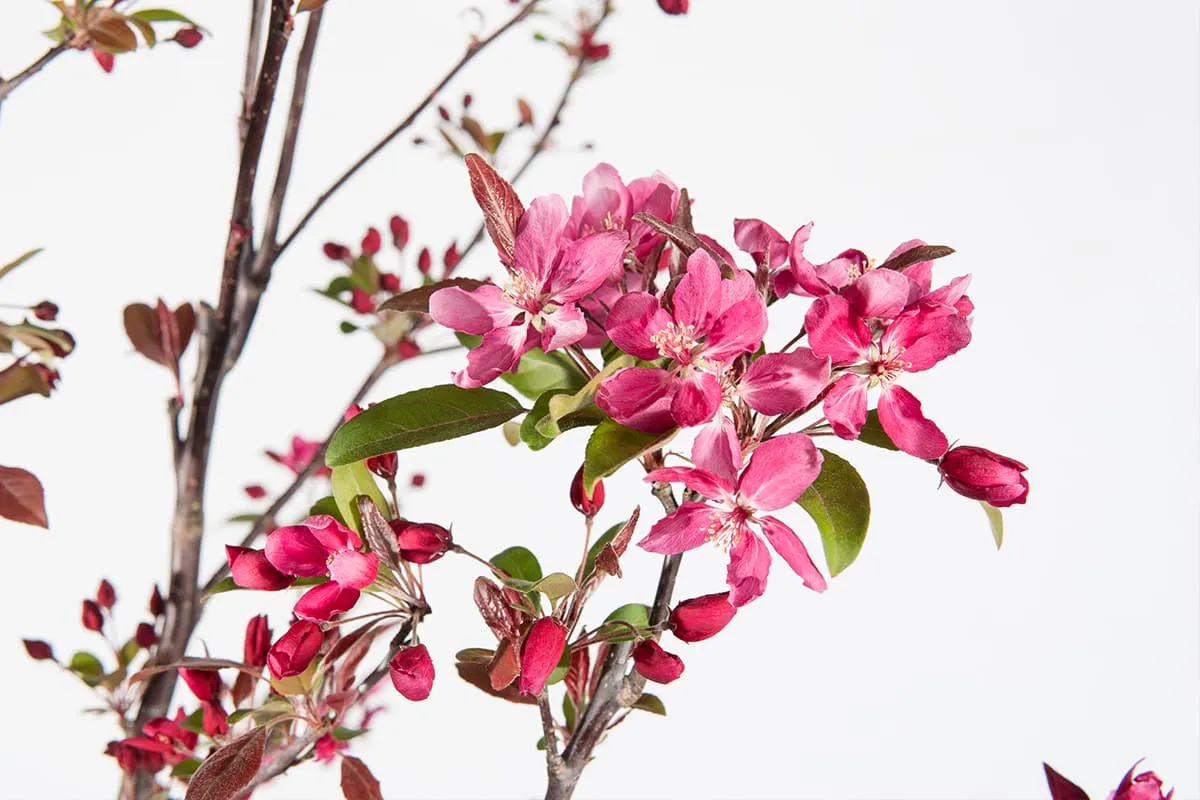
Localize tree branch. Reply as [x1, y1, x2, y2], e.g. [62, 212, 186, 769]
[0, 42, 69, 107]
[273, 0, 542, 262]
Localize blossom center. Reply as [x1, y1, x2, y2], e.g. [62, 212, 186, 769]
[867, 343, 911, 387]
[845, 255, 875, 282]
[703, 505, 753, 552]
[502, 271, 544, 314]
[650, 322, 701, 364]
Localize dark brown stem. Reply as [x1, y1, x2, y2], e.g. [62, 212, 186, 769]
[0, 42, 69, 106]
[239, 0, 266, 144]
[537, 689, 563, 767]
[274, 0, 541, 262]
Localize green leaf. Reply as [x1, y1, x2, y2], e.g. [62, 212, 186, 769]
[796, 449, 870, 577]
[490, 546, 542, 583]
[118, 638, 140, 667]
[535, 356, 631, 438]
[562, 693, 577, 730]
[128, 16, 156, 47]
[602, 603, 651, 641]
[206, 575, 327, 597]
[339, 321, 358, 334]
[128, 9, 198, 25]
[68, 652, 104, 687]
[632, 693, 666, 716]
[309, 495, 347, 526]
[170, 759, 201, 778]
[519, 389, 605, 451]
[330, 461, 388, 533]
[331, 726, 367, 741]
[858, 410, 899, 451]
[583, 420, 676, 492]
[981, 501, 1003, 549]
[226, 708, 254, 726]
[316, 275, 353, 300]
[530, 572, 576, 602]
[326, 384, 524, 466]
[0, 248, 43, 282]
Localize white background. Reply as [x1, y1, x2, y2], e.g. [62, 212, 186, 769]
[1, 1, 1197, 798]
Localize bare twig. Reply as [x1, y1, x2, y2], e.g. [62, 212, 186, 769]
[273, 0, 542, 262]
[239, 0, 267, 143]
[538, 689, 564, 773]
[0, 42, 70, 106]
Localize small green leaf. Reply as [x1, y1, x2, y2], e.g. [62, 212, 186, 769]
[326, 384, 524, 466]
[981, 501, 1003, 549]
[330, 461, 388, 533]
[170, 759, 201, 778]
[68, 651, 104, 686]
[583, 420, 677, 492]
[602, 603, 651, 641]
[316, 276, 353, 299]
[129, 9, 198, 25]
[562, 693, 577, 730]
[128, 16, 156, 47]
[331, 726, 367, 741]
[796, 449, 870, 577]
[309, 495, 347, 526]
[226, 708, 254, 726]
[545, 645, 572, 686]
[490, 546, 542, 583]
[632, 693, 666, 716]
[0, 248, 44, 282]
[531, 572, 576, 602]
[118, 638, 140, 667]
[339, 321, 358, 334]
[858, 410, 899, 451]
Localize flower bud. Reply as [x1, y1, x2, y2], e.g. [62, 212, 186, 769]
[390, 520, 453, 564]
[173, 27, 203, 48]
[668, 592, 736, 643]
[31, 301, 58, 321]
[417, 247, 432, 275]
[410, 473, 426, 488]
[244, 484, 266, 499]
[323, 242, 350, 261]
[179, 668, 221, 704]
[243, 614, 272, 667]
[226, 546, 295, 591]
[202, 702, 228, 737]
[149, 584, 166, 617]
[388, 643, 435, 701]
[82, 599, 104, 632]
[437, 105, 451, 121]
[396, 339, 421, 360]
[22, 639, 55, 661]
[92, 49, 115, 73]
[938, 446, 1029, 507]
[632, 639, 684, 684]
[389, 215, 410, 250]
[1112, 764, 1174, 800]
[462, 93, 473, 109]
[657, 0, 689, 14]
[267, 620, 323, 679]
[569, 466, 604, 517]
[351, 288, 376, 314]
[96, 579, 117, 610]
[367, 452, 398, 481]
[135, 622, 158, 648]
[380, 272, 401, 293]
[519, 618, 566, 696]
[443, 242, 461, 274]
[361, 227, 382, 256]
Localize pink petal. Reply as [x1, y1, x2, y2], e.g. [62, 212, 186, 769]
[540, 303, 587, 352]
[842, 268, 923, 320]
[816, 249, 869, 290]
[923, 274, 972, 309]
[226, 546, 295, 591]
[578, 162, 631, 234]
[804, 295, 871, 365]
[739, 350, 832, 416]
[645, 467, 735, 503]
[596, 367, 677, 432]
[733, 218, 789, 268]
[638, 502, 720, 554]
[883, 307, 972, 372]
[716, 268, 758, 315]
[670, 370, 723, 427]
[823, 373, 870, 440]
[428, 284, 515, 335]
[672, 250, 722, 331]
[512, 195, 570, 286]
[454, 322, 534, 389]
[293, 582, 360, 621]
[878, 385, 949, 459]
[265, 525, 332, 577]
[782, 223, 834, 297]
[692, 416, 742, 484]
[306, 514, 361, 551]
[886, 239, 932, 292]
[738, 433, 823, 512]
[704, 297, 768, 363]
[327, 549, 378, 589]
[547, 230, 629, 303]
[726, 528, 771, 606]
[757, 515, 827, 592]
[605, 293, 668, 360]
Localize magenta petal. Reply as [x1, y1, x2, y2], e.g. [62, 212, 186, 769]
[265, 525, 332, 577]
[671, 370, 722, 427]
[842, 268, 922, 320]
[733, 218, 789, 268]
[757, 515, 827, 592]
[513, 195, 570, 286]
[704, 297, 768, 364]
[577, 163, 631, 233]
[389, 644, 435, 701]
[306, 514, 360, 551]
[540, 303, 587, 352]
[293, 582, 359, 621]
[596, 367, 677, 432]
[226, 546, 295, 591]
[606, 293, 670, 360]
[717, 268, 758, 314]
[692, 416, 742, 484]
[885, 308, 972, 372]
[327, 549, 378, 590]
[638, 503, 719, 554]
[823, 373, 870, 440]
[672, 250, 722, 331]
[878, 385, 949, 459]
[887, 239, 932, 292]
[455, 322, 534, 389]
[739, 350, 832, 416]
[738, 433, 823, 512]
[804, 295, 871, 365]
[645, 467, 735, 502]
[784, 223, 834, 297]
[726, 528, 771, 607]
[428, 284, 515, 335]
[924, 273, 972, 309]
[548, 230, 629, 302]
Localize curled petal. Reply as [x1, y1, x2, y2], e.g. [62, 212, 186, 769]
[306, 514, 361, 551]
[733, 217, 789, 269]
[726, 528, 771, 607]
[293, 582, 360, 621]
[738, 433, 823, 512]
[757, 515, 827, 592]
[781, 223, 833, 297]
[265, 526, 332, 578]
[644, 467, 735, 503]
[884, 307, 972, 372]
[739, 349, 832, 416]
[327, 549, 378, 590]
[606, 292, 670, 360]
[428, 284, 515, 335]
[632, 639, 685, 684]
[823, 373, 869, 440]
[454, 322, 535, 389]
[638, 503, 720, 554]
[547, 230, 629, 303]
[226, 546, 294, 591]
[878, 385, 949, 459]
[596, 367, 677, 433]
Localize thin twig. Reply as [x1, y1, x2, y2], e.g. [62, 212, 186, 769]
[0, 42, 69, 106]
[538, 689, 564, 768]
[239, 0, 266, 144]
[273, 0, 542, 262]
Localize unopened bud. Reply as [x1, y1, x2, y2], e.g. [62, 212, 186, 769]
[244, 484, 266, 499]
[437, 105, 451, 121]
[417, 247, 432, 275]
[267, 620, 323, 679]
[350, 288, 376, 314]
[173, 27, 204, 48]
[82, 599, 104, 632]
[149, 584, 166, 617]
[389, 215, 410, 250]
[443, 242, 461, 274]
[396, 339, 421, 360]
[361, 227, 382, 256]
[390, 520, 453, 564]
[96, 579, 116, 610]
[519, 618, 566, 696]
[323, 242, 351, 261]
[22, 639, 55, 661]
[31, 301, 58, 321]
[669, 592, 736, 643]
[656, 0, 689, 14]
[135, 622, 158, 648]
[411, 473, 426, 488]
[380, 273, 401, 293]
[937, 446, 1030, 507]
[243, 614, 272, 667]
[570, 466, 604, 517]
[632, 639, 684, 683]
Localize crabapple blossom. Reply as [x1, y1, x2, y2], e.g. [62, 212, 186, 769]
[265, 515, 379, 621]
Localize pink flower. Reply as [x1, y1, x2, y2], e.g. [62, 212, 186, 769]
[568, 163, 679, 260]
[226, 546, 295, 591]
[767, 222, 872, 299]
[114, 715, 198, 772]
[806, 295, 971, 459]
[597, 250, 771, 430]
[668, 592, 737, 642]
[268, 620, 323, 679]
[244, 615, 272, 667]
[429, 195, 627, 388]
[266, 436, 331, 478]
[732, 218, 789, 269]
[265, 516, 378, 621]
[388, 644, 435, 701]
[519, 618, 566, 696]
[314, 733, 348, 763]
[938, 446, 1029, 507]
[1111, 762, 1175, 800]
[639, 424, 827, 606]
[632, 639, 685, 683]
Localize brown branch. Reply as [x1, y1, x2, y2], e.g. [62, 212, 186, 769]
[239, 0, 266, 144]
[538, 689, 565, 780]
[0, 42, 69, 106]
[273, 0, 542, 262]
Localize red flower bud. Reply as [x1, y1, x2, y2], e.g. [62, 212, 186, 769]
[657, 0, 689, 14]
[226, 546, 295, 591]
[632, 639, 684, 684]
[390, 520, 453, 564]
[323, 242, 351, 261]
[179, 668, 221, 704]
[135, 622, 158, 648]
[462, 93, 473, 109]
[569, 467, 604, 517]
[396, 339, 421, 360]
[92, 49, 115, 73]
[388, 643, 435, 701]
[351, 288, 376, 314]
[380, 272, 401, 293]
[367, 452, 398, 481]
[417, 247, 432, 275]
[31, 301, 58, 321]
[443, 242, 461, 274]
[149, 584, 166, 617]
[519, 618, 566, 696]
[267, 620, 323, 678]
[82, 599, 104, 632]
[243, 614, 272, 667]
[244, 484, 267, 500]
[389, 215, 410, 250]
[410, 473, 426, 488]
[437, 105, 451, 121]
[22, 639, 55, 661]
[669, 592, 737, 643]
[173, 27, 204, 48]
[1112, 763, 1174, 800]
[938, 446, 1029, 507]
[96, 579, 117, 610]
[361, 227, 382, 256]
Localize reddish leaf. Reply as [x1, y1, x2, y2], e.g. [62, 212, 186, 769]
[378, 277, 486, 314]
[487, 638, 520, 691]
[877, 244, 955, 272]
[1043, 763, 1091, 800]
[340, 756, 383, 800]
[460, 116, 491, 153]
[0, 364, 52, 405]
[123, 303, 168, 366]
[516, 98, 534, 127]
[175, 303, 196, 355]
[596, 507, 639, 578]
[564, 644, 590, 707]
[0, 465, 48, 528]
[87, 13, 138, 53]
[464, 153, 524, 266]
[455, 660, 535, 705]
[184, 726, 266, 800]
[473, 577, 520, 643]
[355, 496, 400, 572]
